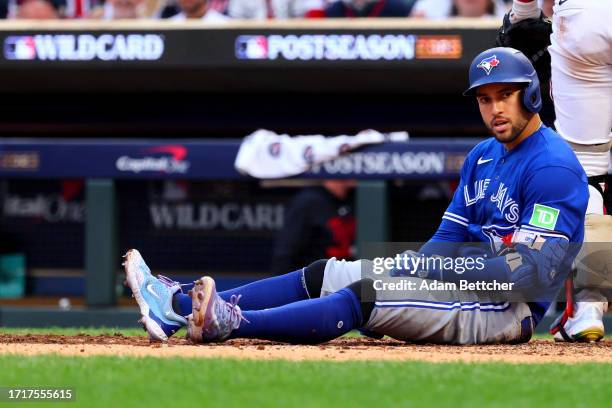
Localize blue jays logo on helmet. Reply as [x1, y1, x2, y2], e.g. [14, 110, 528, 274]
[477, 55, 500, 76]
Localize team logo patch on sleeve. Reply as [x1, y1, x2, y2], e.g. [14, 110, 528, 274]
[529, 204, 560, 230]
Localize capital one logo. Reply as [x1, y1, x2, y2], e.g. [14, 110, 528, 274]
[116, 145, 190, 174]
[529, 204, 560, 230]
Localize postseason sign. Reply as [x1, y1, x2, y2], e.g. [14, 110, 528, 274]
[0, 31, 461, 64]
[235, 34, 461, 61]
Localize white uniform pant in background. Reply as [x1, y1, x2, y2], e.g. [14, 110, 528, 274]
[549, 0, 612, 177]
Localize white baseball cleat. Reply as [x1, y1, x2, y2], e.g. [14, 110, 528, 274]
[553, 301, 606, 343]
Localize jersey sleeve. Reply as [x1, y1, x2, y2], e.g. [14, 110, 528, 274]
[518, 166, 588, 241]
[441, 184, 470, 230]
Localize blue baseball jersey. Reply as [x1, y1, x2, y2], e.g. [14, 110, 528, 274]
[431, 124, 589, 321]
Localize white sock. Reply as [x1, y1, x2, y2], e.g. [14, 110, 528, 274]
[510, 0, 540, 23]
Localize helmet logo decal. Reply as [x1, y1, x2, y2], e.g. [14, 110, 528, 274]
[477, 55, 500, 76]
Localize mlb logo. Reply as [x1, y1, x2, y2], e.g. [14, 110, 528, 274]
[477, 55, 500, 75]
[4, 36, 37, 60]
[235, 36, 268, 60]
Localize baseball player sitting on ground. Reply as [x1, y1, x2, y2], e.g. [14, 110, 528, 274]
[125, 47, 588, 345]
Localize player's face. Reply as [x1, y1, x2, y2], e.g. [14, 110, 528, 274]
[475, 83, 531, 146]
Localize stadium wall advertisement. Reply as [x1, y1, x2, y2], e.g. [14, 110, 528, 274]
[4, 34, 166, 62]
[0, 30, 470, 65]
[0, 139, 475, 179]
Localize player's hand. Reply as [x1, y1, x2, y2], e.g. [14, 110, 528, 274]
[495, 11, 552, 83]
[513, 239, 568, 286]
[503, 250, 539, 290]
[389, 250, 417, 277]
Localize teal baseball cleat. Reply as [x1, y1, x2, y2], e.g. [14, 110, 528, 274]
[124, 249, 188, 342]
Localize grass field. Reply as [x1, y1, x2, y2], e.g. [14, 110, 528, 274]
[1, 328, 611, 408]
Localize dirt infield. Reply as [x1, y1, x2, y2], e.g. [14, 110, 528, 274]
[1, 334, 611, 364]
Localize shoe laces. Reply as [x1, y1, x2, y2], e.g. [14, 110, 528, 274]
[219, 294, 250, 328]
[157, 274, 192, 292]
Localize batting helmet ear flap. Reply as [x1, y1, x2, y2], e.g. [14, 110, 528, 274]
[522, 73, 542, 113]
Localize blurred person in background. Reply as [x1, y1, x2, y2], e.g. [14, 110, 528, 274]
[227, 0, 323, 19]
[411, 0, 506, 18]
[0, 0, 8, 17]
[324, 0, 414, 17]
[88, 0, 146, 18]
[7, 0, 99, 18]
[451, 0, 499, 16]
[539, 0, 551, 17]
[270, 180, 356, 276]
[168, 0, 228, 19]
[12, 0, 60, 18]
[61, 0, 90, 16]
[154, 0, 179, 17]
[157, 0, 227, 17]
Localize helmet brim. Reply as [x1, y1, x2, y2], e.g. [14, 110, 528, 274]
[463, 77, 532, 96]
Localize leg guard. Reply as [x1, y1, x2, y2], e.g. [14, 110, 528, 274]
[303, 259, 328, 298]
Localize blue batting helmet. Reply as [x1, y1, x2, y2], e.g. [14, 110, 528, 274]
[463, 47, 542, 113]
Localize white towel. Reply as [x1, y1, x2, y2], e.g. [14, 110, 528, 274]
[235, 129, 409, 179]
